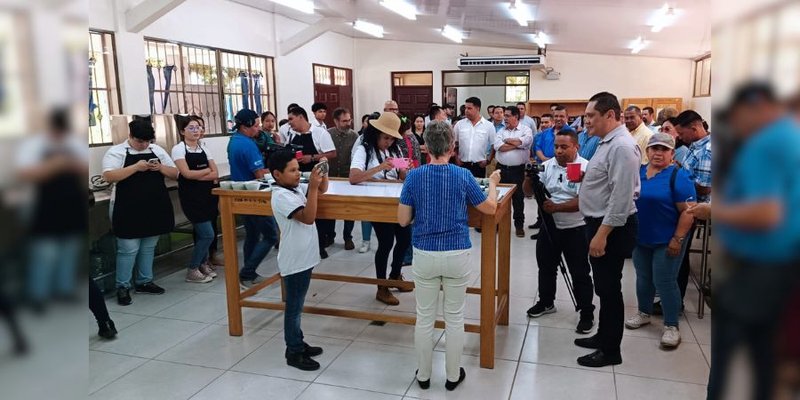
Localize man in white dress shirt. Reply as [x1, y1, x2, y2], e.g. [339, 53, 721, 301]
[495, 106, 534, 238]
[454, 97, 495, 178]
[311, 102, 328, 130]
[516, 101, 538, 134]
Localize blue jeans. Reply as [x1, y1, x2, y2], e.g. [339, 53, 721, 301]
[361, 221, 372, 241]
[283, 267, 313, 354]
[241, 215, 278, 281]
[116, 235, 160, 289]
[28, 236, 81, 301]
[632, 241, 688, 327]
[189, 221, 215, 269]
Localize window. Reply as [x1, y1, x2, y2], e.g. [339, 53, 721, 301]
[505, 75, 529, 102]
[693, 55, 711, 97]
[143, 37, 276, 135]
[334, 68, 349, 86]
[89, 30, 122, 145]
[392, 72, 433, 86]
[314, 65, 332, 85]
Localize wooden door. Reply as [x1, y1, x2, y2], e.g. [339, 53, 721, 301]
[651, 97, 683, 115]
[394, 86, 432, 117]
[313, 64, 353, 127]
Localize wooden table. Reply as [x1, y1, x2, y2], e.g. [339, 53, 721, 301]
[213, 179, 515, 368]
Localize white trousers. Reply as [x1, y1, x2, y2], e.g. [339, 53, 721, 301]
[413, 247, 471, 382]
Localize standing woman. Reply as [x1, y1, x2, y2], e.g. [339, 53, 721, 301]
[398, 121, 501, 391]
[172, 117, 220, 283]
[412, 114, 428, 164]
[624, 133, 696, 349]
[102, 119, 178, 305]
[349, 112, 412, 305]
[396, 113, 422, 168]
[191, 115, 224, 268]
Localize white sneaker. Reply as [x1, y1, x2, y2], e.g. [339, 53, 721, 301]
[624, 312, 651, 329]
[186, 268, 212, 283]
[660, 326, 681, 348]
[358, 241, 370, 253]
[199, 263, 218, 279]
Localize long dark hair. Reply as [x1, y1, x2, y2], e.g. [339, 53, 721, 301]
[362, 124, 401, 169]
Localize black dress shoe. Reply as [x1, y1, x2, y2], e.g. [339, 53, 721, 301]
[531, 220, 541, 229]
[320, 249, 329, 259]
[134, 282, 165, 295]
[303, 342, 323, 357]
[98, 320, 118, 339]
[574, 335, 600, 349]
[529, 233, 540, 240]
[445, 367, 466, 391]
[415, 369, 430, 389]
[576, 317, 594, 334]
[117, 288, 132, 306]
[286, 352, 320, 371]
[577, 350, 622, 367]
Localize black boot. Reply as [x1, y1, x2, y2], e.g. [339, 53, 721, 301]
[98, 320, 118, 339]
[286, 351, 320, 371]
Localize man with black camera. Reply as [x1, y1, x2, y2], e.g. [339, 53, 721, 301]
[526, 128, 595, 334]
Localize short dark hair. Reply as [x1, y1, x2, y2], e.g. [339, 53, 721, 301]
[311, 102, 327, 112]
[287, 103, 300, 112]
[728, 82, 777, 110]
[505, 106, 521, 118]
[625, 105, 642, 115]
[189, 115, 204, 125]
[556, 128, 579, 144]
[333, 107, 350, 120]
[487, 105, 495, 110]
[267, 147, 296, 173]
[278, 119, 288, 127]
[643, 106, 655, 115]
[464, 96, 481, 108]
[516, 102, 526, 107]
[493, 105, 505, 112]
[541, 113, 553, 119]
[665, 117, 680, 126]
[429, 105, 444, 119]
[129, 119, 155, 140]
[552, 105, 567, 113]
[288, 106, 309, 121]
[674, 110, 704, 128]
[444, 103, 455, 110]
[588, 92, 622, 120]
[260, 111, 276, 121]
[549, 103, 560, 109]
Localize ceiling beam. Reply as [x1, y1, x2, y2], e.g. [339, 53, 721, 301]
[279, 17, 347, 56]
[125, 0, 186, 32]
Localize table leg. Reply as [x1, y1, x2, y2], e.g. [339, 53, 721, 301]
[220, 198, 243, 336]
[480, 214, 497, 369]
[497, 207, 511, 326]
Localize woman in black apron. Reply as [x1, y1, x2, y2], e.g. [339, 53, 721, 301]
[102, 119, 177, 305]
[173, 117, 220, 284]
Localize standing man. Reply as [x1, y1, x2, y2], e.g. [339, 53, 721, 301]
[624, 105, 654, 165]
[327, 107, 358, 250]
[278, 103, 301, 143]
[642, 106, 658, 132]
[575, 92, 640, 367]
[495, 106, 533, 238]
[535, 105, 569, 163]
[444, 103, 456, 124]
[491, 106, 506, 132]
[311, 102, 328, 130]
[287, 106, 338, 258]
[227, 109, 279, 287]
[454, 97, 495, 178]
[526, 129, 596, 334]
[516, 101, 538, 133]
[539, 113, 553, 131]
[384, 100, 400, 114]
[486, 105, 495, 119]
[578, 125, 601, 161]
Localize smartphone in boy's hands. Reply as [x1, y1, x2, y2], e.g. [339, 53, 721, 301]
[314, 160, 329, 176]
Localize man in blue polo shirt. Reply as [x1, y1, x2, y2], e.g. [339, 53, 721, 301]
[535, 105, 569, 163]
[227, 109, 278, 288]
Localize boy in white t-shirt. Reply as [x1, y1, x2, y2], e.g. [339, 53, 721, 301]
[268, 150, 329, 371]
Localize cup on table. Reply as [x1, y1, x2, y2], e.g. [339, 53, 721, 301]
[219, 181, 233, 190]
[566, 162, 582, 182]
[231, 181, 247, 190]
[245, 181, 261, 191]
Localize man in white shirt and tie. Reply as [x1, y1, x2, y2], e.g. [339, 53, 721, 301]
[495, 106, 534, 238]
[454, 97, 495, 178]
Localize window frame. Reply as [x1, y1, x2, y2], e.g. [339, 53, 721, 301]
[88, 29, 123, 147]
[693, 54, 711, 98]
[441, 70, 530, 105]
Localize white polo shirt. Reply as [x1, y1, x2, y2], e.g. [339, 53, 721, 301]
[541, 156, 589, 229]
[286, 125, 336, 154]
[101, 140, 176, 206]
[454, 117, 494, 162]
[493, 124, 533, 166]
[350, 146, 399, 180]
[271, 183, 320, 276]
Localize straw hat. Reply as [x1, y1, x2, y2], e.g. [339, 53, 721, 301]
[368, 112, 403, 139]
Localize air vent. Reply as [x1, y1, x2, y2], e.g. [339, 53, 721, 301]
[457, 55, 546, 71]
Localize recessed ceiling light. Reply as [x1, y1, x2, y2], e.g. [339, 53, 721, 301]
[441, 25, 464, 43]
[650, 3, 676, 33]
[380, 0, 417, 20]
[269, 0, 314, 14]
[630, 36, 646, 54]
[508, 0, 534, 27]
[533, 32, 548, 48]
[353, 20, 384, 38]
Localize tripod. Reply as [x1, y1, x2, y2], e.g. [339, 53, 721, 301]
[527, 167, 579, 311]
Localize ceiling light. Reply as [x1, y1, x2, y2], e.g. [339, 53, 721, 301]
[441, 25, 463, 43]
[533, 32, 548, 48]
[269, 0, 314, 14]
[630, 36, 646, 54]
[353, 20, 384, 38]
[380, 0, 417, 20]
[650, 3, 676, 33]
[508, 0, 533, 26]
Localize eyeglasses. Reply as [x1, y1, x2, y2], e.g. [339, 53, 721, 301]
[186, 126, 201, 131]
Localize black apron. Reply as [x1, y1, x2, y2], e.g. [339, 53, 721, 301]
[290, 132, 319, 172]
[112, 148, 175, 239]
[30, 148, 87, 236]
[177, 143, 218, 223]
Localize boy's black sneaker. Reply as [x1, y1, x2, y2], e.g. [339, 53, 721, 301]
[135, 282, 165, 295]
[286, 352, 320, 371]
[117, 288, 132, 306]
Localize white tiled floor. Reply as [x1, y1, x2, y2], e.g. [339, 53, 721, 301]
[89, 201, 711, 399]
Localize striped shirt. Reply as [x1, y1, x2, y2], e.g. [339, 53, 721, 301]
[682, 135, 712, 202]
[399, 164, 487, 251]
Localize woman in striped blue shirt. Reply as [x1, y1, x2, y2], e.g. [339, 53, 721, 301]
[398, 121, 501, 391]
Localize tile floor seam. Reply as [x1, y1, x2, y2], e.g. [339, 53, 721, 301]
[88, 353, 157, 396]
[505, 321, 531, 400]
[149, 323, 217, 361]
[310, 337, 357, 385]
[307, 381, 409, 400]
[612, 370, 709, 386]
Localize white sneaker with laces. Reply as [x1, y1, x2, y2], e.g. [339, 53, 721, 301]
[199, 263, 217, 278]
[358, 241, 370, 253]
[624, 312, 651, 329]
[186, 268, 212, 283]
[660, 326, 681, 348]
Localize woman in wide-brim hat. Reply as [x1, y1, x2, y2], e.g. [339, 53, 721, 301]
[349, 112, 413, 305]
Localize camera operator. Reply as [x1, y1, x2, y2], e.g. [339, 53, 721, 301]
[525, 128, 595, 334]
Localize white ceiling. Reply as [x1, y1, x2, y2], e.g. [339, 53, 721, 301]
[232, 0, 710, 59]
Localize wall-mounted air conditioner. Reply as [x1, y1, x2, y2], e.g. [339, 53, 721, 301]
[457, 55, 546, 71]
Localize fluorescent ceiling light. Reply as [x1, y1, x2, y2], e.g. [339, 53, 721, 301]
[380, 0, 417, 20]
[630, 36, 646, 54]
[353, 20, 384, 38]
[650, 3, 676, 33]
[533, 32, 548, 48]
[441, 25, 463, 43]
[508, 0, 534, 27]
[269, 0, 314, 14]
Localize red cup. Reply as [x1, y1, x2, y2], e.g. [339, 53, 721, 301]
[295, 151, 304, 160]
[567, 162, 582, 182]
